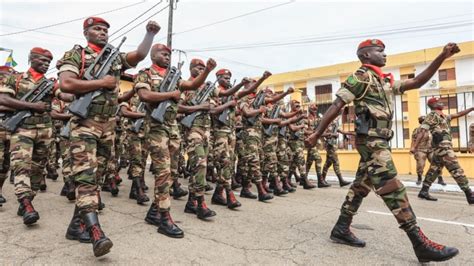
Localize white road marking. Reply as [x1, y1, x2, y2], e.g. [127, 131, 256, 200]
[367, 210, 474, 228]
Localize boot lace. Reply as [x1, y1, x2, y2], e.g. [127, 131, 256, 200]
[418, 229, 444, 250]
[228, 192, 237, 203]
[23, 199, 35, 213]
[90, 225, 103, 240]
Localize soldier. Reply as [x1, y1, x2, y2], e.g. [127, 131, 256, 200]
[306, 40, 460, 262]
[414, 97, 474, 203]
[135, 44, 215, 237]
[0, 48, 57, 225]
[409, 116, 445, 186]
[469, 123, 474, 153]
[305, 103, 330, 188]
[58, 17, 160, 256]
[320, 119, 351, 187]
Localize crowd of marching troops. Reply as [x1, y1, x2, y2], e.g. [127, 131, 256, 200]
[0, 16, 473, 263]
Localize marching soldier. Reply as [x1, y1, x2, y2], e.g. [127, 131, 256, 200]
[306, 39, 460, 262]
[414, 97, 474, 203]
[58, 17, 160, 256]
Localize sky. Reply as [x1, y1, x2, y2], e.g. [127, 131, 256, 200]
[0, 0, 473, 80]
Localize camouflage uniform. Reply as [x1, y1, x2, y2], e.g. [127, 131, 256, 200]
[0, 68, 14, 203]
[336, 65, 416, 231]
[50, 98, 73, 184]
[6, 71, 54, 199]
[306, 114, 322, 177]
[322, 121, 342, 178]
[262, 103, 282, 184]
[234, 114, 245, 183]
[57, 45, 131, 212]
[288, 119, 307, 179]
[411, 127, 432, 177]
[421, 111, 471, 191]
[277, 125, 291, 184]
[134, 67, 181, 211]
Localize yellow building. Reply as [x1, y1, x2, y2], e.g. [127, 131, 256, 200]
[261, 41, 474, 178]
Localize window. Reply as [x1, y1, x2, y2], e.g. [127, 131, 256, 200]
[314, 84, 333, 104]
[317, 103, 332, 116]
[400, 73, 415, 80]
[342, 105, 355, 123]
[315, 84, 332, 95]
[298, 87, 307, 97]
[402, 101, 408, 112]
[439, 68, 456, 81]
[403, 128, 410, 140]
[451, 126, 459, 138]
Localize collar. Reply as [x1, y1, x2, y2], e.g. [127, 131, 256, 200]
[434, 109, 446, 117]
[87, 42, 103, 53]
[362, 64, 394, 86]
[151, 64, 167, 77]
[28, 67, 45, 82]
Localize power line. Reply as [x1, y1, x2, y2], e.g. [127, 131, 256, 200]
[109, 1, 163, 38]
[0, 1, 146, 37]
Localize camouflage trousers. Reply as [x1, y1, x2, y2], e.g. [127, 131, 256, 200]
[127, 130, 147, 179]
[0, 127, 10, 187]
[207, 129, 216, 174]
[288, 139, 307, 177]
[262, 133, 279, 181]
[69, 117, 115, 212]
[187, 127, 211, 195]
[59, 136, 72, 182]
[11, 127, 52, 199]
[47, 126, 61, 170]
[306, 147, 322, 177]
[322, 147, 341, 177]
[240, 127, 263, 183]
[146, 123, 180, 211]
[423, 145, 470, 191]
[213, 129, 236, 185]
[414, 150, 431, 176]
[235, 134, 245, 179]
[341, 137, 416, 231]
[277, 137, 291, 182]
[178, 129, 187, 179]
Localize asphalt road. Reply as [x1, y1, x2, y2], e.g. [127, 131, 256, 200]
[1, 171, 473, 265]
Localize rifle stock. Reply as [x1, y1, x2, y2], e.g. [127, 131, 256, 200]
[150, 65, 182, 123]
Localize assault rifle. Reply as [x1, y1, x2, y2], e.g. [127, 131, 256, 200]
[181, 80, 217, 128]
[3, 78, 55, 133]
[150, 62, 183, 123]
[247, 90, 266, 126]
[68, 37, 126, 119]
[131, 101, 146, 133]
[217, 80, 236, 125]
[263, 105, 281, 136]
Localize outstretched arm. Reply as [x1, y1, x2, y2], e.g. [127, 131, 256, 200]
[125, 21, 160, 67]
[450, 107, 474, 120]
[180, 59, 216, 91]
[305, 97, 346, 147]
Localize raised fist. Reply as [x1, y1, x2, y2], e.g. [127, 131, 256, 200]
[441, 43, 460, 59]
[206, 58, 217, 71]
[287, 87, 295, 94]
[262, 71, 272, 79]
[146, 21, 161, 35]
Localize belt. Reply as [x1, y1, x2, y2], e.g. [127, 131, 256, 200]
[89, 104, 117, 116]
[23, 116, 51, 125]
[369, 119, 392, 129]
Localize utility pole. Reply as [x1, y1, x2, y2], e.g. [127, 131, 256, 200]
[167, 0, 175, 48]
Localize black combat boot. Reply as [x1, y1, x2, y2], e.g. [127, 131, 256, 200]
[416, 174, 422, 186]
[157, 211, 184, 238]
[337, 174, 351, 187]
[262, 176, 273, 194]
[317, 174, 331, 188]
[256, 181, 273, 202]
[225, 187, 241, 209]
[240, 179, 257, 199]
[418, 185, 437, 201]
[20, 197, 40, 225]
[0, 194, 5, 206]
[145, 203, 161, 226]
[65, 206, 91, 243]
[129, 177, 149, 204]
[204, 182, 214, 192]
[300, 174, 316, 189]
[171, 180, 188, 200]
[437, 176, 447, 186]
[196, 195, 216, 220]
[60, 183, 68, 197]
[272, 176, 288, 196]
[231, 174, 242, 190]
[46, 165, 59, 181]
[81, 211, 113, 257]
[330, 214, 366, 247]
[406, 226, 458, 262]
[464, 189, 474, 205]
[39, 176, 47, 191]
[109, 178, 119, 197]
[211, 184, 227, 206]
[184, 193, 198, 214]
[282, 176, 296, 193]
[66, 180, 76, 201]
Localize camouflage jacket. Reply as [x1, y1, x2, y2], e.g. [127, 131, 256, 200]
[411, 126, 432, 152]
[182, 80, 219, 128]
[421, 111, 452, 148]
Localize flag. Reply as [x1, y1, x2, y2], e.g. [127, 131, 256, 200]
[5, 51, 17, 67]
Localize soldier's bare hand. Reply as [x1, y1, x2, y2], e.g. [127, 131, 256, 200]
[101, 75, 117, 90]
[241, 77, 251, 85]
[229, 99, 238, 107]
[287, 87, 295, 94]
[262, 71, 272, 79]
[206, 58, 217, 71]
[259, 106, 267, 113]
[200, 102, 211, 111]
[171, 89, 181, 101]
[31, 101, 49, 113]
[146, 21, 161, 35]
[441, 43, 460, 59]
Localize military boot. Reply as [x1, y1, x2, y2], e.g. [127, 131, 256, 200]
[418, 185, 437, 201]
[288, 172, 297, 188]
[157, 211, 184, 238]
[416, 174, 422, 185]
[211, 184, 227, 206]
[437, 176, 447, 186]
[145, 203, 161, 226]
[231, 174, 242, 190]
[130, 177, 149, 204]
[114, 173, 122, 186]
[66, 180, 76, 201]
[171, 180, 188, 200]
[272, 176, 288, 196]
[46, 165, 59, 181]
[39, 176, 47, 191]
[262, 176, 273, 194]
[81, 211, 113, 257]
[109, 178, 119, 197]
[97, 191, 105, 211]
[330, 214, 366, 247]
[9, 171, 14, 184]
[464, 189, 474, 204]
[205, 182, 214, 192]
[20, 197, 40, 225]
[256, 181, 273, 202]
[0, 178, 7, 206]
[337, 174, 351, 187]
[300, 174, 316, 189]
[60, 183, 68, 197]
[282, 176, 296, 193]
[65, 206, 91, 243]
[196, 195, 216, 220]
[184, 193, 198, 214]
[317, 174, 331, 188]
[225, 187, 241, 209]
[406, 226, 458, 262]
[240, 179, 257, 199]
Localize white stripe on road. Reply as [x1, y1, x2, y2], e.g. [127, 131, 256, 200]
[367, 210, 474, 228]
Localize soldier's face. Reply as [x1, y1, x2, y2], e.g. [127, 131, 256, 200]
[30, 55, 51, 74]
[152, 50, 171, 68]
[190, 65, 205, 78]
[364, 47, 387, 67]
[309, 104, 318, 113]
[84, 24, 109, 47]
[218, 74, 231, 87]
[432, 102, 444, 110]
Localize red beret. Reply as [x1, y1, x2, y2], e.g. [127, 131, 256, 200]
[83, 17, 110, 29]
[427, 97, 440, 105]
[357, 39, 385, 51]
[30, 47, 53, 60]
[190, 58, 205, 68]
[216, 69, 231, 77]
[152, 43, 171, 54]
